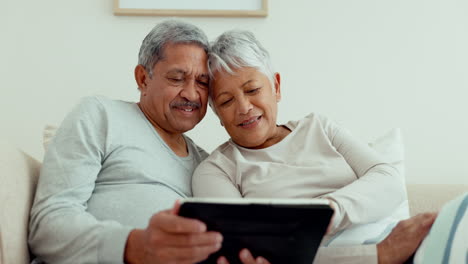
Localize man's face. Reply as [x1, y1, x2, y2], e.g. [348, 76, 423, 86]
[139, 43, 209, 134]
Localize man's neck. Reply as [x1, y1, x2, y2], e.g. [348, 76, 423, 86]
[137, 103, 189, 157]
[159, 132, 188, 158]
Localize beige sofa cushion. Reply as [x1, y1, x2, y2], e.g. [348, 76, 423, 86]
[407, 184, 468, 216]
[0, 142, 41, 264]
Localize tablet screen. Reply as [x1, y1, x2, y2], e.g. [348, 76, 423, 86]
[179, 198, 333, 264]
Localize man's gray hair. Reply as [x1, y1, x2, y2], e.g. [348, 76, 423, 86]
[208, 30, 275, 86]
[138, 20, 209, 78]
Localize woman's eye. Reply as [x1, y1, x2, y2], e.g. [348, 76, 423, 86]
[220, 98, 233, 106]
[169, 78, 183, 82]
[246, 88, 260, 94]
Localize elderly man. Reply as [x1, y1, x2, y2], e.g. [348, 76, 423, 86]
[28, 20, 227, 264]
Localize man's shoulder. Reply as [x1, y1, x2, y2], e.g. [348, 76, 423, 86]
[72, 95, 109, 114]
[73, 95, 136, 117]
[63, 96, 105, 122]
[184, 136, 209, 161]
[193, 142, 209, 160]
[58, 95, 139, 136]
[79, 95, 130, 108]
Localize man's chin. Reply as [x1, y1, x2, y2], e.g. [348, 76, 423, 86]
[168, 111, 206, 133]
[172, 120, 202, 133]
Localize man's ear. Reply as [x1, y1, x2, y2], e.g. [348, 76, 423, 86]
[135, 65, 149, 92]
[274, 73, 281, 102]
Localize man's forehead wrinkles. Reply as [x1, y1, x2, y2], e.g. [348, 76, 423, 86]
[166, 67, 207, 75]
[167, 69, 185, 75]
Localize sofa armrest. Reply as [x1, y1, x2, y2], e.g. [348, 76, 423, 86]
[406, 183, 468, 216]
[0, 143, 41, 264]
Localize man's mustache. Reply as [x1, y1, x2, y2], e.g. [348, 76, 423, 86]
[170, 101, 201, 109]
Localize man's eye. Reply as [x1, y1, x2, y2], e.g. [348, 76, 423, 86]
[197, 80, 209, 87]
[169, 78, 183, 82]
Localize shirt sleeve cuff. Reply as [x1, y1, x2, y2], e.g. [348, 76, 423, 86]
[323, 198, 345, 234]
[98, 225, 134, 264]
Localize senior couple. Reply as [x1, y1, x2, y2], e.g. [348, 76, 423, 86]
[29, 20, 443, 264]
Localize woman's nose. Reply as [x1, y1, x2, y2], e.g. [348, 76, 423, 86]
[237, 97, 253, 115]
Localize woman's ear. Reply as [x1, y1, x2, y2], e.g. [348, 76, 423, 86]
[135, 65, 149, 93]
[274, 73, 281, 102]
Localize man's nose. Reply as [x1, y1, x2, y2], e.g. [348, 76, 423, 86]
[180, 80, 199, 101]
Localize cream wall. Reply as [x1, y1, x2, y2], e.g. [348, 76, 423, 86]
[2, 0, 467, 184]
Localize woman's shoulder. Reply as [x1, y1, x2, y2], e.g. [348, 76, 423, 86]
[283, 112, 342, 141]
[199, 141, 235, 165]
[285, 112, 332, 128]
[194, 141, 237, 177]
[303, 112, 332, 123]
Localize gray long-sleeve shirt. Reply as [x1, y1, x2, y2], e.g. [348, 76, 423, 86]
[28, 96, 208, 264]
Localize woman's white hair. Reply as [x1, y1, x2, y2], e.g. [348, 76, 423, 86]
[208, 30, 275, 97]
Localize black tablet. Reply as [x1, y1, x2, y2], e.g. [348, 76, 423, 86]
[179, 198, 334, 264]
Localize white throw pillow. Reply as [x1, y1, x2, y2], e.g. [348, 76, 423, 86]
[369, 128, 405, 181]
[43, 125, 58, 151]
[325, 128, 410, 246]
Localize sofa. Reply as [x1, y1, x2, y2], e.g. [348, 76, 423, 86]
[1, 141, 468, 264]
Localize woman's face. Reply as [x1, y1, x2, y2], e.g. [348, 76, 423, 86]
[211, 67, 281, 149]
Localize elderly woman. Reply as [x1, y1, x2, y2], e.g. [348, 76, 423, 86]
[192, 30, 409, 263]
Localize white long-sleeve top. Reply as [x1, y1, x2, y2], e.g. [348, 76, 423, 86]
[193, 113, 407, 264]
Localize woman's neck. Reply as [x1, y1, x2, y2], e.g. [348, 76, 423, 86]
[251, 125, 291, 150]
